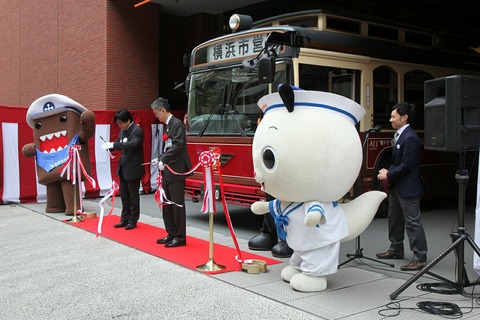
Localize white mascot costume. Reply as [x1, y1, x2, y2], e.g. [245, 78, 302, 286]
[251, 85, 387, 292]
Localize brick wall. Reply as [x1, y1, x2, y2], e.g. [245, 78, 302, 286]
[0, 0, 159, 111]
[0, 0, 218, 111]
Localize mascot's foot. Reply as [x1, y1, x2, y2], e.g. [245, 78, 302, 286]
[281, 266, 301, 283]
[248, 232, 277, 251]
[290, 273, 327, 292]
[271, 241, 293, 258]
[46, 207, 66, 214]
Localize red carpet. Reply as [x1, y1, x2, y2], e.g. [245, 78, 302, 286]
[66, 215, 281, 274]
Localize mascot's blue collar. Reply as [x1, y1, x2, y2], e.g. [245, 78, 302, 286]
[35, 133, 80, 172]
[268, 200, 337, 241]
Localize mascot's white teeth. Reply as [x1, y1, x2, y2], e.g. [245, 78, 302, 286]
[39, 130, 67, 142]
[42, 145, 67, 154]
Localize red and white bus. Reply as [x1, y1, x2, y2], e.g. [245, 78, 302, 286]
[182, 10, 480, 215]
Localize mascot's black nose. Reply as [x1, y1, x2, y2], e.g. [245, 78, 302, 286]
[279, 84, 295, 113]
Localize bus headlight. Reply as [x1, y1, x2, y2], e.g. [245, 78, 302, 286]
[229, 14, 253, 32]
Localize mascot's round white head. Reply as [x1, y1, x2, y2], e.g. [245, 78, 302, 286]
[253, 85, 366, 202]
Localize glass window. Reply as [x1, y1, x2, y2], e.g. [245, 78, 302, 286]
[404, 70, 434, 130]
[187, 62, 287, 136]
[373, 66, 398, 128]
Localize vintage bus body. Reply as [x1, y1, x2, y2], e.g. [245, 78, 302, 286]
[182, 11, 480, 213]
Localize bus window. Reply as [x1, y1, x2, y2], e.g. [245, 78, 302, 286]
[404, 70, 434, 130]
[373, 66, 398, 127]
[187, 62, 287, 136]
[299, 64, 361, 102]
[329, 71, 355, 100]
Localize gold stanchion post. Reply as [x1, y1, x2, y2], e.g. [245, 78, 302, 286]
[197, 211, 226, 272]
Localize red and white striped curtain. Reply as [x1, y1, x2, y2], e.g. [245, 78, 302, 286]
[0, 105, 165, 205]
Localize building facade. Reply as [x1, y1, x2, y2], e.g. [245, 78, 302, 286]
[0, 0, 216, 111]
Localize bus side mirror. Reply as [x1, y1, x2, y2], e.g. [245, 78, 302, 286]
[258, 56, 275, 83]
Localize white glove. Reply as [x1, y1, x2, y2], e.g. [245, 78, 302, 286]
[150, 158, 159, 166]
[101, 142, 114, 150]
[158, 160, 164, 171]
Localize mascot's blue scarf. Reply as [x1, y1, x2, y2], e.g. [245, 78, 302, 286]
[35, 133, 80, 172]
[269, 199, 337, 241]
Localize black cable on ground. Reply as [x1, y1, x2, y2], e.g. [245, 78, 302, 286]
[417, 282, 465, 295]
[417, 301, 463, 318]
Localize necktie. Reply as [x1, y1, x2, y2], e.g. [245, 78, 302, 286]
[394, 132, 399, 144]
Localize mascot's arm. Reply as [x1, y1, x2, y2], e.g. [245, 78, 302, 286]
[22, 143, 35, 157]
[304, 205, 326, 227]
[79, 110, 96, 143]
[251, 201, 270, 215]
[340, 191, 387, 243]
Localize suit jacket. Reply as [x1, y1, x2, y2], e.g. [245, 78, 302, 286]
[160, 116, 192, 182]
[113, 123, 145, 181]
[387, 125, 425, 198]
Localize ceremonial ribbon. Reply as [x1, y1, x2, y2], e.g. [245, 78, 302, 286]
[153, 161, 200, 208]
[60, 144, 97, 215]
[153, 147, 245, 269]
[214, 148, 245, 268]
[96, 180, 119, 236]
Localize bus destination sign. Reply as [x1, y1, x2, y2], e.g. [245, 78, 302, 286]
[206, 33, 269, 63]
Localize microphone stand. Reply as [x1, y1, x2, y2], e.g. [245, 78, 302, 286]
[339, 127, 394, 268]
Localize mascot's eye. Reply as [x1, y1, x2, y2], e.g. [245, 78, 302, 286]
[263, 148, 276, 169]
[34, 122, 42, 130]
[60, 115, 67, 123]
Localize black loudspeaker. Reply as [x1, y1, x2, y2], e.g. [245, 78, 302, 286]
[258, 57, 275, 83]
[424, 75, 480, 152]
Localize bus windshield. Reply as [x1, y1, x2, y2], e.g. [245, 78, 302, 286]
[187, 62, 287, 136]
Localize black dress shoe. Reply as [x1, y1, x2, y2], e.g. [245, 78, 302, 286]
[248, 232, 277, 251]
[114, 221, 128, 228]
[125, 224, 136, 230]
[376, 250, 405, 259]
[165, 239, 186, 248]
[157, 235, 174, 244]
[271, 240, 293, 258]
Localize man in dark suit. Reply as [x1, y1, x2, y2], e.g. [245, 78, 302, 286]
[151, 97, 192, 248]
[376, 102, 427, 271]
[102, 109, 144, 230]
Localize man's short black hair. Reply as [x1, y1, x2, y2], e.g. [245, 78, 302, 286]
[114, 109, 133, 123]
[393, 102, 416, 123]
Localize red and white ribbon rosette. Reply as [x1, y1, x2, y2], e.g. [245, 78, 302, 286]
[60, 144, 97, 216]
[199, 150, 219, 214]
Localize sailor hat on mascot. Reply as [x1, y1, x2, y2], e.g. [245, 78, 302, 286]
[251, 85, 386, 292]
[22, 93, 96, 215]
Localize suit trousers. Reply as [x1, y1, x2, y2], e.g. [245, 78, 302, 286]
[119, 174, 141, 225]
[162, 179, 187, 241]
[387, 189, 427, 261]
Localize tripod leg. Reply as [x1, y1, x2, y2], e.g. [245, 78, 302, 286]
[390, 234, 466, 300]
[340, 236, 395, 268]
[362, 256, 394, 267]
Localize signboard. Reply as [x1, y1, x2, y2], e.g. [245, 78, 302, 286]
[206, 33, 268, 63]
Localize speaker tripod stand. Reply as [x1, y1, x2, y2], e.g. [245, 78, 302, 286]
[339, 234, 394, 267]
[390, 152, 480, 299]
[339, 127, 394, 268]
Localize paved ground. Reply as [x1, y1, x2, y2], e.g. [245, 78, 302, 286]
[2, 194, 480, 319]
